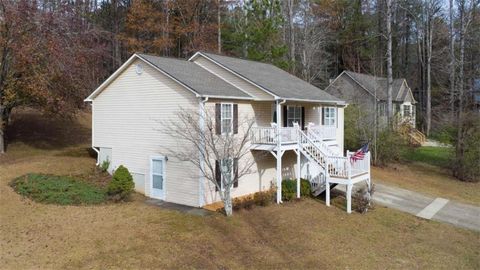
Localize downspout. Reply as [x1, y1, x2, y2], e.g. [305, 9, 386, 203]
[89, 102, 100, 165]
[198, 96, 209, 207]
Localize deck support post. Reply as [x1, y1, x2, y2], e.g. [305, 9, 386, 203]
[325, 179, 330, 206]
[346, 184, 353, 214]
[276, 149, 284, 204]
[296, 148, 301, 198]
[275, 99, 284, 204]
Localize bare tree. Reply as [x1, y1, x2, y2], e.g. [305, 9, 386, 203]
[286, 0, 295, 73]
[386, 0, 394, 121]
[297, 0, 329, 83]
[449, 0, 456, 119]
[162, 107, 256, 216]
[217, 0, 222, 53]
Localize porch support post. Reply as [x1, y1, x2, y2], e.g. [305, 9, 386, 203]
[296, 148, 301, 198]
[346, 184, 353, 214]
[276, 100, 282, 204]
[325, 179, 330, 206]
[276, 150, 283, 203]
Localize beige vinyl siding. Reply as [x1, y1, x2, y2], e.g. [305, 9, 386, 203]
[192, 56, 275, 101]
[202, 99, 297, 205]
[93, 58, 200, 207]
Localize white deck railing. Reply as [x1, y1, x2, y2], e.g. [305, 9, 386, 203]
[308, 125, 336, 140]
[250, 127, 299, 145]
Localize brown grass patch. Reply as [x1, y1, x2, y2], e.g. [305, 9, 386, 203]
[372, 162, 480, 206]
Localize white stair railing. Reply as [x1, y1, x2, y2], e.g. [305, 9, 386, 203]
[305, 128, 338, 156]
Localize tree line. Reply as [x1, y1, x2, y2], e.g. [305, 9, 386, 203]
[1, 0, 478, 179]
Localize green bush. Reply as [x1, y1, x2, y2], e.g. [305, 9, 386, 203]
[373, 129, 409, 166]
[10, 173, 106, 205]
[300, 179, 311, 197]
[99, 158, 110, 172]
[107, 165, 134, 201]
[281, 179, 312, 201]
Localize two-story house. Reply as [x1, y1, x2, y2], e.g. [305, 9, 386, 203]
[85, 52, 371, 213]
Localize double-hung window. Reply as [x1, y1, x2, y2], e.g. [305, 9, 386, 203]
[323, 107, 336, 126]
[221, 103, 233, 134]
[287, 106, 302, 127]
[403, 104, 411, 117]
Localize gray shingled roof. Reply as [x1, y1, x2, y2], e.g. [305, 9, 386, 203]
[138, 54, 251, 98]
[344, 71, 407, 102]
[198, 52, 343, 103]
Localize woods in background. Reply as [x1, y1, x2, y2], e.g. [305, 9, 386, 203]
[1, 0, 479, 180]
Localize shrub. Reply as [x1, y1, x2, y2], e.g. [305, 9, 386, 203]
[232, 189, 276, 210]
[373, 129, 409, 166]
[253, 189, 276, 206]
[300, 179, 311, 197]
[353, 184, 375, 214]
[281, 180, 296, 201]
[10, 173, 106, 205]
[282, 179, 312, 201]
[107, 165, 134, 201]
[99, 158, 110, 173]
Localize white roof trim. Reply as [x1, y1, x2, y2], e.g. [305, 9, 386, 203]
[403, 80, 417, 104]
[84, 54, 138, 101]
[189, 52, 279, 99]
[84, 54, 201, 102]
[279, 97, 346, 106]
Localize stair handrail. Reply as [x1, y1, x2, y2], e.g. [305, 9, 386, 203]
[305, 128, 338, 156]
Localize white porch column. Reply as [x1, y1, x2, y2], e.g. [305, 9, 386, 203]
[346, 184, 353, 214]
[325, 179, 330, 207]
[296, 149, 301, 198]
[276, 100, 282, 204]
[276, 151, 283, 203]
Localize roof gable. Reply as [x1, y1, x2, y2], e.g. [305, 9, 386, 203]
[85, 54, 253, 102]
[190, 52, 344, 104]
[339, 71, 413, 103]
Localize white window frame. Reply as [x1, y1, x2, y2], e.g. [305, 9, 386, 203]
[220, 103, 233, 135]
[220, 158, 234, 190]
[150, 155, 166, 200]
[403, 104, 411, 118]
[286, 105, 302, 127]
[323, 107, 336, 126]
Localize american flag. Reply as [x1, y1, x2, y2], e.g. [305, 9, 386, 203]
[350, 143, 369, 163]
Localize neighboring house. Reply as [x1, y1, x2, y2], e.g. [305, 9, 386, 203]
[85, 52, 371, 213]
[325, 71, 417, 128]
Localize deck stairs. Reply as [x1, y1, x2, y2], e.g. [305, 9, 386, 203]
[296, 128, 370, 197]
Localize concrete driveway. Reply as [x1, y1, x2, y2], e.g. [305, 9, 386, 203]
[372, 183, 480, 232]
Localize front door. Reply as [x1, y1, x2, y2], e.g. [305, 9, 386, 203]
[150, 156, 166, 200]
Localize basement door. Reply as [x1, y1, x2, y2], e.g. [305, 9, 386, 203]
[150, 156, 166, 200]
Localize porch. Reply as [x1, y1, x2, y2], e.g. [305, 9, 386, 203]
[248, 123, 370, 213]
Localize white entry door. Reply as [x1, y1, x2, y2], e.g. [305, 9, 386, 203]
[150, 156, 166, 200]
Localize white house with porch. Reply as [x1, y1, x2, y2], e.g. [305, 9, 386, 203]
[85, 51, 371, 213]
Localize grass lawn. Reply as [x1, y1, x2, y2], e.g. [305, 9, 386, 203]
[1, 109, 479, 269]
[402, 146, 453, 167]
[372, 146, 480, 206]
